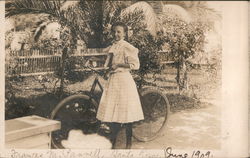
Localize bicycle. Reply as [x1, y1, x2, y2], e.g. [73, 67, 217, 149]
[50, 53, 170, 149]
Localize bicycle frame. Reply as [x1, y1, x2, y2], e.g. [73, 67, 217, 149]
[90, 76, 104, 97]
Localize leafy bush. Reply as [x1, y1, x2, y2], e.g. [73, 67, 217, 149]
[158, 14, 212, 91]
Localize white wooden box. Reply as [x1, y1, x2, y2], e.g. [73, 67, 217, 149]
[5, 115, 61, 149]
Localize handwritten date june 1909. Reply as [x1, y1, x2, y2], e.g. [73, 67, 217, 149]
[164, 147, 212, 158]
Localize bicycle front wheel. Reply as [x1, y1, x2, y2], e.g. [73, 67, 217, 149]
[133, 87, 170, 142]
[50, 94, 99, 149]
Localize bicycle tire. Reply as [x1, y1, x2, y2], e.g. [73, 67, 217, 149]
[50, 94, 99, 149]
[133, 87, 170, 142]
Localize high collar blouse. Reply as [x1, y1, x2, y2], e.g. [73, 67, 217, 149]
[108, 39, 140, 70]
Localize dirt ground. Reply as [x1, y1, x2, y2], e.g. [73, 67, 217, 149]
[112, 93, 221, 150]
[132, 101, 221, 150]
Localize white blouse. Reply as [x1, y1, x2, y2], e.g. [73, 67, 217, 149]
[108, 39, 140, 71]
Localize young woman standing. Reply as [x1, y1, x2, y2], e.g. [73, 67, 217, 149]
[96, 22, 144, 149]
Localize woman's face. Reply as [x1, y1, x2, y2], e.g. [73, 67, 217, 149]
[113, 26, 125, 41]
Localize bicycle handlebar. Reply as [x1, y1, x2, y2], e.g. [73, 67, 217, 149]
[82, 65, 110, 79]
[81, 52, 113, 78]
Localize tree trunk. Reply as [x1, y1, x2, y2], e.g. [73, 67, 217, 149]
[87, 1, 104, 48]
[59, 47, 67, 98]
[176, 56, 189, 93]
[182, 60, 188, 90]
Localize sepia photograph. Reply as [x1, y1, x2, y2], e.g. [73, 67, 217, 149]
[1, 0, 248, 157]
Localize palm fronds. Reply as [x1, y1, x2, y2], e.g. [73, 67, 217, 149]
[33, 21, 48, 42]
[122, 2, 156, 35]
[162, 1, 221, 22]
[5, 0, 156, 48]
[186, 2, 221, 21]
[5, 0, 63, 18]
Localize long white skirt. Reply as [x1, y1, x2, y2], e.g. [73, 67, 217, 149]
[96, 71, 144, 123]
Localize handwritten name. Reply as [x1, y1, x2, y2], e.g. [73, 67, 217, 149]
[10, 149, 104, 158]
[11, 149, 43, 158]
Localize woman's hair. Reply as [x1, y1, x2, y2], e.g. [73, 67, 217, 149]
[111, 22, 128, 41]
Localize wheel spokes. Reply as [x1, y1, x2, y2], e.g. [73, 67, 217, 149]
[133, 91, 168, 141]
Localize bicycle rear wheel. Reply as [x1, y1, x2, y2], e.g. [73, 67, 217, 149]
[50, 94, 99, 149]
[133, 87, 170, 142]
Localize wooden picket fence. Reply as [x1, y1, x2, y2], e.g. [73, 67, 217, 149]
[6, 48, 106, 76]
[7, 48, 60, 76]
[6, 48, 177, 77]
